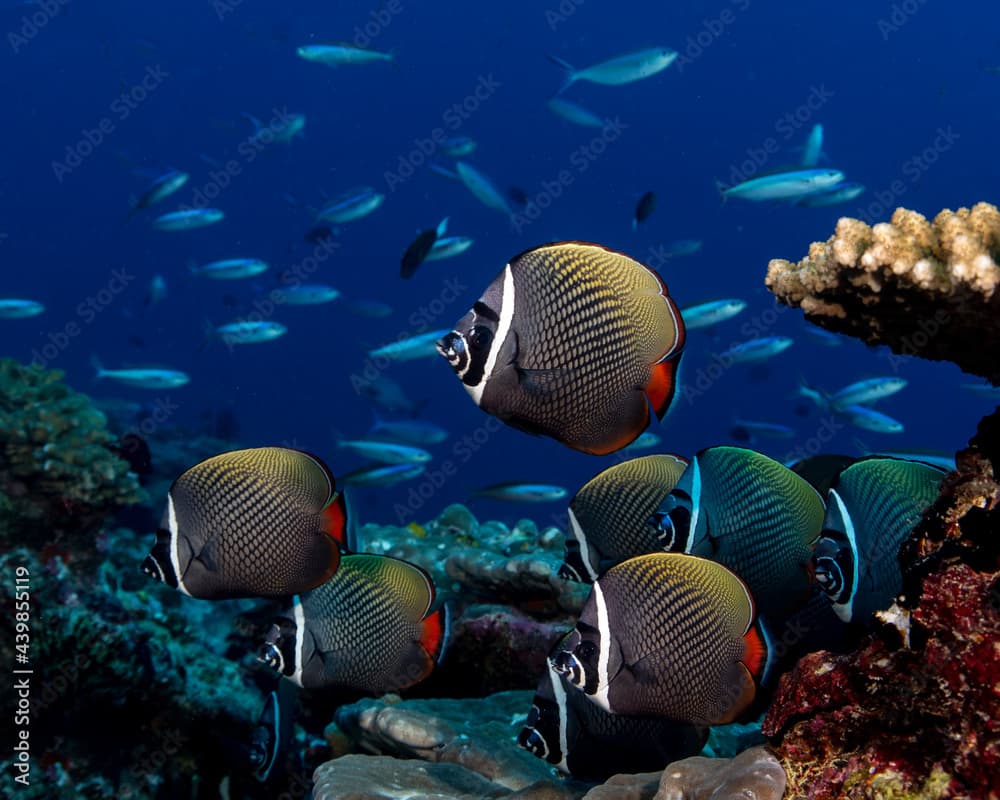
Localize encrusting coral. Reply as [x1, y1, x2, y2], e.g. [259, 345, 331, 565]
[765, 203, 1000, 382]
[0, 358, 144, 548]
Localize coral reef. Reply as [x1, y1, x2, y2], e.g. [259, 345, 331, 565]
[653, 746, 786, 800]
[763, 414, 1000, 799]
[765, 203, 1000, 381]
[0, 358, 144, 548]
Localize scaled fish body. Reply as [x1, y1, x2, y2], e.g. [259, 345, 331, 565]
[0, 298, 44, 318]
[519, 654, 706, 780]
[550, 553, 770, 725]
[680, 299, 747, 330]
[813, 457, 946, 624]
[191, 258, 269, 280]
[258, 554, 448, 693]
[437, 242, 685, 455]
[561, 454, 688, 582]
[549, 47, 678, 93]
[652, 445, 826, 621]
[717, 169, 844, 202]
[152, 208, 224, 231]
[296, 43, 393, 66]
[141, 447, 347, 598]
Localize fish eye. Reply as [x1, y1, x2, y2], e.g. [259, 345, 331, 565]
[576, 640, 597, 661]
[469, 325, 493, 351]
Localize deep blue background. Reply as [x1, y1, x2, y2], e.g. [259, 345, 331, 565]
[2, 0, 998, 526]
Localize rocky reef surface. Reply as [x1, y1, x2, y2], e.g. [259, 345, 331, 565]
[761, 206, 1000, 799]
[766, 202, 1000, 381]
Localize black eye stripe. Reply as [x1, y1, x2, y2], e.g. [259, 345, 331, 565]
[472, 301, 500, 323]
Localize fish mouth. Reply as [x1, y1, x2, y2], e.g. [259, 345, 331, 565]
[436, 331, 466, 363]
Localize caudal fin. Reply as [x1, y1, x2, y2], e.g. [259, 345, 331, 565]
[546, 54, 577, 94]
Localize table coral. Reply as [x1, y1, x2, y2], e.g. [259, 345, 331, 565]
[766, 203, 1000, 382]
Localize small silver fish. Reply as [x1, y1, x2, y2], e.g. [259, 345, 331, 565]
[296, 43, 393, 66]
[441, 136, 477, 157]
[152, 208, 224, 231]
[337, 439, 432, 465]
[829, 377, 907, 410]
[838, 404, 904, 434]
[92, 358, 190, 389]
[717, 169, 844, 202]
[340, 463, 426, 487]
[549, 48, 678, 93]
[546, 97, 605, 128]
[273, 284, 340, 305]
[455, 161, 512, 215]
[425, 236, 474, 261]
[472, 482, 568, 503]
[0, 298, 44, 318]
[718, 336, 794, 364]
[318, 187, 384, 223]
[680, 299, 747, 330]
[190, 258, 269, 280]
[216, 320, 288, 345]
[368, 329, 451, 362]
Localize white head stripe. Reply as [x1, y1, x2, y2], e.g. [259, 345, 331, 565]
[685, 458, 702, 554]
[469, 264, 515, 406]
[592, 582, 612, 712]
[292, 596, 306, 687]
[830, 489, 858, 622]
[548, 662, 569, 773]
[167, 494, 191, 597]
[567, 508, 599, 582]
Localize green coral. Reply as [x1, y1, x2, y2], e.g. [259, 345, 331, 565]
[0, 358, 144, 546]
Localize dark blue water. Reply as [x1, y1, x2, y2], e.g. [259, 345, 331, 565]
[2, 0, 997, 526]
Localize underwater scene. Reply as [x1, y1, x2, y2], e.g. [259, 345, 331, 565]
[2, 1, 1000, 798]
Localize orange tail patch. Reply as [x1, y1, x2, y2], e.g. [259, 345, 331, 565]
[741, 622, 769, 681]
[321, 492, 349, 550]
[646, 356, 681, 419]
[420, 603, 452, 665]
